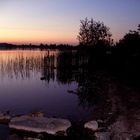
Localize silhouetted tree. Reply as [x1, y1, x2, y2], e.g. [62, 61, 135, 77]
[113, 24, 140, 85]
[118, 24, 140, 55]
[77, 18, 112, 46]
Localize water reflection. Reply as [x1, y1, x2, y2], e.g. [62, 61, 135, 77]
[0, 50, 94, 121]
[0, 50, 120, 118]
[0, 50, 59, 80]
[0, 50, 140, 139]
[0, 50, 89, 84]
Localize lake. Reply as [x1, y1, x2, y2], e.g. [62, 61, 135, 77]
[0, 49, 140, 140]
[0, 50, 94, 121]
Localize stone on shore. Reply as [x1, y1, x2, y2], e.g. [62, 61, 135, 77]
[84, 120, 98, 131]
[9, 115, 71, 136]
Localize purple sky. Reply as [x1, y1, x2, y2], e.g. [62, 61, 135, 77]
[0, 0, 140, 45]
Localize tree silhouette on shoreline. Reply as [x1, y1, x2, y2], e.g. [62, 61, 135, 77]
[77, 18, 113, 46]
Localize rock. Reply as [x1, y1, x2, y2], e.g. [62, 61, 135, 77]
[9, 115, 71, 136]
[0, 112, 11, 124]
[40, 77, 46, 80]
[95, 132, 110, 140]
[84, 120, 98, 131]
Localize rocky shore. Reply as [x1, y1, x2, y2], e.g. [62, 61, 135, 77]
[0, 110, 140, 140]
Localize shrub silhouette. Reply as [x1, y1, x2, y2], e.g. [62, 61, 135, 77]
[118, 24, 140, 55]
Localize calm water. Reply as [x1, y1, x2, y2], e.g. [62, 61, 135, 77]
[0, 50, 93, 121]
[0, 50, 140, 140]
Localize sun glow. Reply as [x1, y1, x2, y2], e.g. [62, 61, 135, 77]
[0, 27, 77, 45]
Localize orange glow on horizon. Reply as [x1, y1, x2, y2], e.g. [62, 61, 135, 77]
[0, 28, 78, 45]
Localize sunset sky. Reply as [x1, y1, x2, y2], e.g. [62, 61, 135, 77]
[0, 0, 140, 45]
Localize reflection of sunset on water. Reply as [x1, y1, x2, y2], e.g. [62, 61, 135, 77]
[0, 50, 60, 79]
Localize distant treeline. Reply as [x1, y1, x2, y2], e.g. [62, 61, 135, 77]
[0, 19, 139, 52]
[0, 43, 76, 50]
